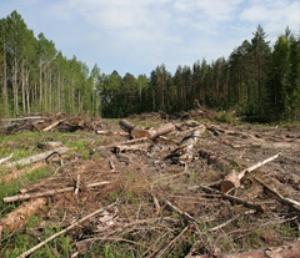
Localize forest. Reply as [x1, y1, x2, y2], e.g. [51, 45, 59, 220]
[0, 11, 300, 121]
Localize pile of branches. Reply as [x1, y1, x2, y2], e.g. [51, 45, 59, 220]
[0, 113, 103, 134]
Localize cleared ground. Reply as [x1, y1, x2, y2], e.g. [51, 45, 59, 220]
[0, 113, 299, 258]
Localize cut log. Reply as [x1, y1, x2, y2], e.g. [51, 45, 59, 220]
[149, 123, 175, 139]
[0, 198, 47, 238]
[0, 153, 13, 165]
[16, 203, 116, 258]
[42, 119, 65, 132]
[220, 153, 280, 193]
[194, 239, 300, 258]
[3, 181, 111, 203]
[4, 147, 69, 168]
[119, 119, 135, 133]
[96, 130, 128, 137]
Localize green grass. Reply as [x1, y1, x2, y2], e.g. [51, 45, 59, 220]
[0, 166, 51, 215]
[1, 225, 73, 258]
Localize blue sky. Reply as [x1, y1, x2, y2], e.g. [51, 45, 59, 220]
[1, 0, 300, 75]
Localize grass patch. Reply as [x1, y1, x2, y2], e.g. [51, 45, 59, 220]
[0, 166, 51, 215]
[1, 225, 73, 258]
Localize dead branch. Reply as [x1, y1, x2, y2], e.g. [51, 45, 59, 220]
[194, 239, 300, 258]
[195, 185, 264, 213]
[16, 203, 116, 258]
[0, 198, 47, 238]
[220, 153, 281, 193]
[0, 153, 13, 165]
[255, 177, 300, 212]
[4, 147, 69, 168]
[3, 181, 111, 203]
[166, 126, 206, 163]
[74, 174, 81, 196]
[165, 200, 196, 222]
[153, 226, 189, 258]
[208, 210, 255, 232]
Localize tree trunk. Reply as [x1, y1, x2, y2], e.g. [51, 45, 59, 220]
[39, 63, 43, 110]
[13, 55, 18, 115]
[21, 60, 26, 113]
[2, 40, 8, 116]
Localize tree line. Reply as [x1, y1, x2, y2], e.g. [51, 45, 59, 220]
[1, 11, 300, 121]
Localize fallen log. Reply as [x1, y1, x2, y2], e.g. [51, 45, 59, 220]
[16, 203, 116, 258]
[119, 119, 175, 139]
[1, 116, 46, 123]
[96, 130, 128, 137]
[220, 153, 280, 193]
[0, 153, 13, 165]
[3, 181, 111, 203]
[119, 119, 151, 139]
[119, 119, 135, 133]
[0, 198, 46, 238]
[149, 123, 175, 140]
[193, 239, 300, 258]
[42, 119, 65, 132]
[4, 147, 69, 168]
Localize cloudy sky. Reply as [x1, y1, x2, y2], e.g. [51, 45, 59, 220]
[1, 0, 300, 75]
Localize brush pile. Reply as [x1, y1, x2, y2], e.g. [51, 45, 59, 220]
[0, 113, 103, 134]
[0, 114, 299, 257]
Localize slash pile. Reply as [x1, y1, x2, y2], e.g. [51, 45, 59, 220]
[0, 113, 299, 257]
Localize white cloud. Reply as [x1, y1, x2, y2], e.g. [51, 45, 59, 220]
[6, 0, 300, 74]
[240, 0, 300, 38]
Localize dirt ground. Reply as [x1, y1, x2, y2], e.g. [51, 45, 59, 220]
[0, 113, 299, 258]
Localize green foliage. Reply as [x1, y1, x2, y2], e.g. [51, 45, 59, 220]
[0, 11, 299, 122]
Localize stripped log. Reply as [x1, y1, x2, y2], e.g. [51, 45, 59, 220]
[0, 153, 13, 165]
[4, 181, 111, 203]
[17, 203, 116, 258]
[0, 198, 47, 238]
[193, 239, 300, 258]
[42, 119, 65, 132]
[4, 147, 69, 168]
[96, 130, 128, 137]
[149, 123, 175, 140]
[220, 153, 280, 193]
